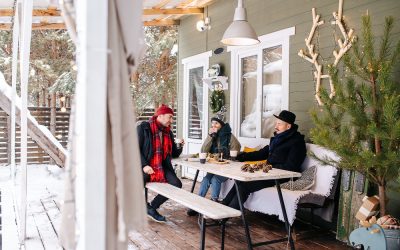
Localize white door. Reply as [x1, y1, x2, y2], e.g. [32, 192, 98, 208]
[182, 51, 211, 179]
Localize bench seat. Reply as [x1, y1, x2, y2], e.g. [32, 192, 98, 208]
[146, 182, 241, 220]
[145, 182, 241, 250]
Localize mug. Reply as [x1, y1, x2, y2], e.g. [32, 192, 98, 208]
[199, 152, 207, 164]
[230, 150, 238, 161]
[175, 138, 183, 149]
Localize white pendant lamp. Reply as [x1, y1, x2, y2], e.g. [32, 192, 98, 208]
[221, 0, 260, 46]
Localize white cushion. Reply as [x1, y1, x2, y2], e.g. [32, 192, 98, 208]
[311, 165, 338, 196]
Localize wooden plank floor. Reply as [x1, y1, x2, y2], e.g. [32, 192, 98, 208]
[0, 166, 350, 250]
[131, 179, 351, 250]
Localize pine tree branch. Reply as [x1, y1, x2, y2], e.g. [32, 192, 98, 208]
[378, 17, 394, 63]
[362, 15, 375, 71]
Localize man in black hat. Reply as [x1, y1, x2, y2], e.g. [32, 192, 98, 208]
[222, 110, 307, 210]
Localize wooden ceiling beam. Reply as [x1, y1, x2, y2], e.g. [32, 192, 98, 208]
[0, 9, 61, 16]
[144, 19, 180, 26]
[0, 7, 202, 17]
[153, 0, 172, 9]
[143, 8, 203, 15]
[177, 0, 197, 8]
[0, 19, 180, 30]
[0, 23, 66, 30]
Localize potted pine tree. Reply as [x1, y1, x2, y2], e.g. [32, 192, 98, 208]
[309, 14, 400, 246]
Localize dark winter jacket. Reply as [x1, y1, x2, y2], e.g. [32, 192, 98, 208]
[137, 121, 183, 170]
[201, 123, 241, 156]
[237, 124, 306, 172]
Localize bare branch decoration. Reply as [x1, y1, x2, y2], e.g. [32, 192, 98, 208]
[298, 0, 355, 105]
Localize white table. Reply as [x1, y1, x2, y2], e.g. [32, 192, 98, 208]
[173, 158, 301, 250]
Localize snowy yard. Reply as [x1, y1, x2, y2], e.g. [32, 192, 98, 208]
[0, 164, 64, 249]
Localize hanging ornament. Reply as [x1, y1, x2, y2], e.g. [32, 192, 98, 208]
[210, 89, 225, 113]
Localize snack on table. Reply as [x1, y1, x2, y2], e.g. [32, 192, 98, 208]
[241, 161, 273, 173]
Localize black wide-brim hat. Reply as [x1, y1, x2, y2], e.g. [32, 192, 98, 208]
[273, 110, 296, 125]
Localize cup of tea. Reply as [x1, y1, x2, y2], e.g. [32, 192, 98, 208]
[175, 138, 183, 149]
[230, 150, 238, 161]
[199, 152, 207, 164]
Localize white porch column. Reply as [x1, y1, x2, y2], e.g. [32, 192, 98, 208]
[18, 0, 33, 244]
[10, 0, 20, 181]
[75, 0, 108, 249]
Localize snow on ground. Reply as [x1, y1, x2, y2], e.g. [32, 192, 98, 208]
[0, 164, 65, 208]
[0, 164, 65, 249]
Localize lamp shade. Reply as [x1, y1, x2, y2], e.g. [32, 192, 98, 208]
[221, 0, 259, 46]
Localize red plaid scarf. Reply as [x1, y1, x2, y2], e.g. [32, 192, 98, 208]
[149, 116, 172, 182]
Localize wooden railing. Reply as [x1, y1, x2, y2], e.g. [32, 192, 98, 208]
[0, 107, 69, 165]
[0, 107, 177, 165]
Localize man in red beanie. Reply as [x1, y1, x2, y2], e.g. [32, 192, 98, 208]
[137, 104, 184, 222]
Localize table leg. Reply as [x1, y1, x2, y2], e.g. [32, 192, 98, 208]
[200, 215, 206, 250]
[234, 180, 253, 250]
[275, 179, 295, 250]
[190, 169, 200, 193]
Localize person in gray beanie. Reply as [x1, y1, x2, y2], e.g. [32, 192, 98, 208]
[187, 112, 241, 216]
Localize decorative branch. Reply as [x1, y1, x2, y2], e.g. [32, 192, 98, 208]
[332, 0, 355, 66]
[298, 0, 355, 105]
[297, 7, 326, 105]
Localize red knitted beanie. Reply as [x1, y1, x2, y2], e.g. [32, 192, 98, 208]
[155, 104, 174, 116]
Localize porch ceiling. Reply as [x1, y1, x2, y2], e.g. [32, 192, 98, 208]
[0, 0, 217, 30]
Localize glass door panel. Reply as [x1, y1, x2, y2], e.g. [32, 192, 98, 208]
[261, 45, 282, 138]
[188, 67, 204, 139]
[239, 55, 258, 138]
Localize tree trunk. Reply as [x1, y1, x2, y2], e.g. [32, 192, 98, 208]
[65, 96, 70, 108]
[370, 73, 382, 155]
[50, 93, 57, 165]
[379, 184, 386, 216]
[42, 88, 46, 107]
[36, 92, 40, 106]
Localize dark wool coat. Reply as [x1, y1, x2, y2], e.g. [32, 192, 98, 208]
[137, 121, 182, 170]
[237, 124, 306, 172]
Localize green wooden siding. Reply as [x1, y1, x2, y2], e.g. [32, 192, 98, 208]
[176, 0, 400, 241]
[177, 0, 400, 137]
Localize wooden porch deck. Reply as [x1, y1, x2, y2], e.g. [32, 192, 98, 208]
[132, 180, 350, 250]
[0, 165, 350, 250]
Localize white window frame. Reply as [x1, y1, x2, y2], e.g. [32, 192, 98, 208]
[182, 51, 212, 147]
[229, 27, 295, 147]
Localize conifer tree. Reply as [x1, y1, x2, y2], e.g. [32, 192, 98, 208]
[310, 15, 400, 216]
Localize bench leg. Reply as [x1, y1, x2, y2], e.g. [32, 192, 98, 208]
[191, 170, 200, 193]
[200, 215, 206, 250]
[275, 179, 295, 250]
[145, 188, 148, 203]
[234, 180, 253, 250]
[220, 220, 226, 250]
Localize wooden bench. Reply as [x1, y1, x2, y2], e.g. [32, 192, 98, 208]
[219, 143, 340, 227]
[145, 182, 241, 250]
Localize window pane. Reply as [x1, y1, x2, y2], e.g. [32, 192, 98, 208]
[240, 55, 258, 138]
[262, 45, 282, 138]
[188, 67, 204, 139]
